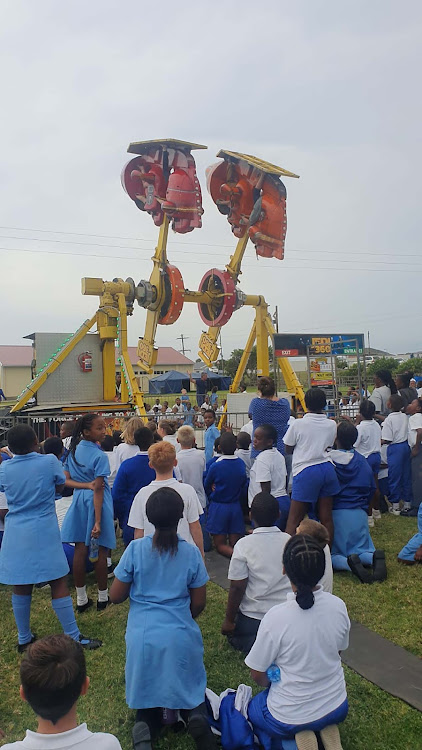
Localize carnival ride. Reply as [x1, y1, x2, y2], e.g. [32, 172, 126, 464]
[12, 138, 305, 415]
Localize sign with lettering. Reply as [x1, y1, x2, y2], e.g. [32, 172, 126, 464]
[274, 333, 364, 357]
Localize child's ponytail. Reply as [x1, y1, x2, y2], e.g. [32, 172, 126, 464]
[69, 413, 98, 464]
[283, 535, 326, 610]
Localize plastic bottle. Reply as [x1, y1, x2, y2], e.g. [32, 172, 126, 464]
[89, 536, 99, 563]
[266, 664, 281, 683]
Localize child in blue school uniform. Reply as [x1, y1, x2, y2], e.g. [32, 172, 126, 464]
[246, 534, 350, 750]
[381, 394, 413, 515]
[398, 502, 422, 564]
[61, 414, 116, 613]
[110, 487, 216, 750]
[0, 425, 101, 651]
[330, 421, 386, 584]
[204, 432, 247, 558]
[203, 409, 220, 464]
[112, 427, 155, 547]
[284, 388, 340, 542]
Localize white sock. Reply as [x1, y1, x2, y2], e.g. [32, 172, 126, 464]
[76, 586, 88, 606]
[393, 503, 400, 511]
[106, 557, 112, 566]
[98, 588, 108, 603]
[403, 502, 411, 510]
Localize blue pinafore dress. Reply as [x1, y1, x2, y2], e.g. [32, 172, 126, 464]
[61, 440, 116, 549]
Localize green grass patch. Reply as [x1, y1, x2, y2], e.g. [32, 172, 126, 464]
[1, 513, 421, 749]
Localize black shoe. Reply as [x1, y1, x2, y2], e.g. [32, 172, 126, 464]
[76, 598, 93, 614]
[97, 598, 111, 611]
[188, 714, 218, 750]
[107, 563, 116, 578]
[78, 634, 102, 650]
[132, 721, 152, 750]
[347, 554, 373, 584]
[17, 634, 36, 653]
[372, 550, 387, 582]
[400, 508, 418, 517]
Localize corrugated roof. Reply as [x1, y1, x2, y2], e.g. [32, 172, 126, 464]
[0, 345, 33, 366]
[0, 344, 193, 368]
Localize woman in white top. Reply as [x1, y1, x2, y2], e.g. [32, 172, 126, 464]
[404, 398, 422, 517]
[369, 369, 397, 418]
[157, 420, 181, 453]
[246, 534, 350, 750]
[113, 417, 144, 472]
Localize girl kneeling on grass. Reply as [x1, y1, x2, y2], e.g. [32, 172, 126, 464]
[246, 534, 350, 750]
[110, 487, 217, 750]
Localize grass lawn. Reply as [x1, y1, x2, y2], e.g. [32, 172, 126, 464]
[0, 515, 421, 750]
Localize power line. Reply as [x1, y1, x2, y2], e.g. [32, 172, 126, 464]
[0, 224, 421, 259]
[177, 334, 191, 356]
[1, 244, 422, 273]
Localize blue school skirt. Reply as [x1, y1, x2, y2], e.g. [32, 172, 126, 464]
[61, 487, 116, 549]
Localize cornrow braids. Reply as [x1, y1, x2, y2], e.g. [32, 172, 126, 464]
[69, 413, 99, 464]
[283, 534, 326, 610]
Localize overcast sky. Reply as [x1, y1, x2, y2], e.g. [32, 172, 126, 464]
[1, 1, 421, 361]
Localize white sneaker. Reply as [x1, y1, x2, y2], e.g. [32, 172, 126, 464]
[372, 509, 382, 520]
[402, 503, 411, 511]
[368, 515, 375, 527]
[389, 506, 401, 516]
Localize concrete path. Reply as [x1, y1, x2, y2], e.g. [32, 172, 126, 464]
[205, 550, 422, 712]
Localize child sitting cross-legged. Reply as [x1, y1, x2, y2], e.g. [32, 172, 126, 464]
[221, 492, 291, 654]
[204, 432, 247, 558]
[246, 535, 350, 750]
[330, 421, 387, 584]
[1, 634, 121, 750]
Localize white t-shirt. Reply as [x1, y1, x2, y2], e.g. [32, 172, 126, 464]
[176, 448, 207, 507]
[0, 490, 8, 532]
[55, 497, 73, 530]
[382, 412, 409, 444]
[62, 436, 72, 450]
[248, 448, 287, 506]
[240, 420, 253, 437]
[163, 434, 181, 453]
[417, 387, 422, 398]
[320, 545, 333, 594]
[369, 385, 391, 415]
[245, 588, 350, 724]
[128, 478, 203, 545]
[228, 527, 291, 620]
[104, 451, 117, 488]
[408, 412, 422, 448]
[354, 420, 381, 458]
[283, 413, 337, 477]
[235, 448, 252, 479]
[1, 724, 122, 750]
[113, 443, 140, 468]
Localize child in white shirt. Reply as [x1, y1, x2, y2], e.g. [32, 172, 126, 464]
[354, 399, 382, 524]
[128, 441, 204, 555]
[235, 431, 252, 479]
[381, 394, 413, 514]
[2, 634, 121, 750]
[246, 534, 350, 749]
[222, 492, 291, 654]
[248, 424, 290, 531]
[283, 388, 339, 542]
[296, 518, 333, 594]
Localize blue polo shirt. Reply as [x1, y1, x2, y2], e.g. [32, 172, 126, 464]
[204, 456, 247, 504]
[204, 424, 220, 463]
[112, 453, 156, 509]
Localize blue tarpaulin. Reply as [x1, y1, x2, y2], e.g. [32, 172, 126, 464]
[191, 369, 232, 391]
[148, 370, 191, 395]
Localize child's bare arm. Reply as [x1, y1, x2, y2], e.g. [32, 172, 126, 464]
[190, 584, 206, 618]
[134, 528, 144, 539]
[284, 445, 294, 454]
[64, 471, 96, 491]
[189, 519, 204, 558]
[91, 477, 105, 538]
[109, 577, 131, 604]
[250, 669, 270, 687]
[221, 578, 248, 634]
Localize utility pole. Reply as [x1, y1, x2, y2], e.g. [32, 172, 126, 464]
[272, 306, 279, 393]
[177, 334, 191, 356]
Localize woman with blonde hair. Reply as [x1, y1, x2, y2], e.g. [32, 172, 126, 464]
[113, 416, 145, 473]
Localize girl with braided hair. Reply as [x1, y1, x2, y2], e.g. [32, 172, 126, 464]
[61, 414, 116, 614]
[246, 534, 350, 750]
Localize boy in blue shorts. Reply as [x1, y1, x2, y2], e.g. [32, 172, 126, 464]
[284, 388, 339, 542]
[204, 432, 247, 558]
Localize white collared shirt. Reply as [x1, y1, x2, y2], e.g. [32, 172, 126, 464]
[354, 419, 381, 458]
[248, 448, 287, 506]
[283, 413, 337, 477]
[1, 723, 122, 750]
[320, 545, 333, 594]
[128, 478, 203, 545]
[408, 412, 422, 448]
[228, 526, 291, 620]
[176, 448, 207, 507]
[0, 490, 8, 532]
[234, 448, 252, 478]
[245, 588, 350, 724]
[382, 411, 409, 444]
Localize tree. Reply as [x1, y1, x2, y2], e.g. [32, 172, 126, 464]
[366, 357, 398, 378]
[224, 344, 274, 382]
[395, 358, 422, 375]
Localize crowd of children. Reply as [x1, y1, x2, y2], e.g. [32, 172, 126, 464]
[0, 377, 421, 750]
